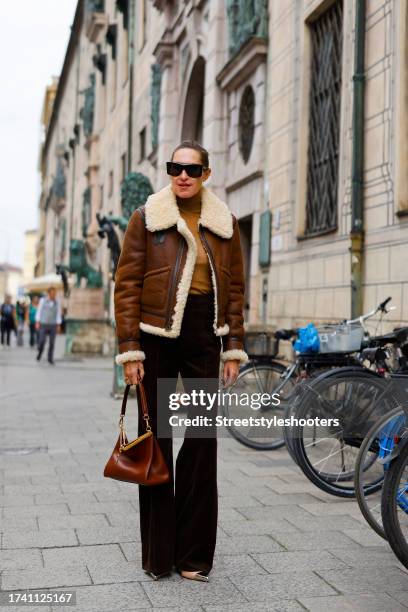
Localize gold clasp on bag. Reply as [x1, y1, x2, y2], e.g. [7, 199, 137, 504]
[118, 413, 153, 453]
[144, 415, 152, 432]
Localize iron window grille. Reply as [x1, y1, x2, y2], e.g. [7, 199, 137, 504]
[304, 0, 343, 236]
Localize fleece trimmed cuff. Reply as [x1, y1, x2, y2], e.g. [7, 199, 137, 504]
[220, 349, 249, 364]
[115, 350, 146, 365]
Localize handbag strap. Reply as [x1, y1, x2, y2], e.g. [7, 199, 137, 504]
[120, 382, 151, 432]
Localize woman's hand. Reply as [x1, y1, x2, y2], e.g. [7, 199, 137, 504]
[222, 359, 240, 388]
[123, 360, 145, 385]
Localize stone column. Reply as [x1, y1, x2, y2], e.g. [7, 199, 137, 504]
[201, 1, 229, 199]
[152, 36, 177, 187]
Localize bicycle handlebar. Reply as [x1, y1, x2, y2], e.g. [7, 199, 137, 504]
[345, 297, 393, 326]
[378, 296, 392, 312]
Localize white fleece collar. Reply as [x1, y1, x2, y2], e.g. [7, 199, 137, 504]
[144, 183, 233, 239]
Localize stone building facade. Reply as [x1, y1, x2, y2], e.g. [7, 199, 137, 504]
[36, 0, 408, 348]
[264, 0, 408, 333]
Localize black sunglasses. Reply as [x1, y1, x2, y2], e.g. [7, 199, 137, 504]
[166, 161, 208, 178]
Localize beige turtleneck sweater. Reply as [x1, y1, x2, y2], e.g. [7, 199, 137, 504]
[176, 191, 212, 294]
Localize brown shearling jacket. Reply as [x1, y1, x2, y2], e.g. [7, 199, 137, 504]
[114, 183, 248, 365]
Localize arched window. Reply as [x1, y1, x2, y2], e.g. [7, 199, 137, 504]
[181, 57, 206, 142]
[238, 85, 255, 164]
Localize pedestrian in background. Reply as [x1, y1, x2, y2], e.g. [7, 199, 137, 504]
[29, 295, 40, 347]
[0, 295, 16, 347]
[36, 287, 62, 365]
[15, 300, 27, 347]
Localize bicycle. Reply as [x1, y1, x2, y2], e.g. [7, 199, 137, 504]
[381, 419, 408, 569]
[355, 405, 407, 538]
[355, 343, 408, 536]
[222, 329, 359, 451]
[283, 299, 404, 497]
[223, 297, 395, 453]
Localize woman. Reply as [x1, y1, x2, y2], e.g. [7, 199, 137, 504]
[0, 295, 16, 346]
[114, 140, 248, 582]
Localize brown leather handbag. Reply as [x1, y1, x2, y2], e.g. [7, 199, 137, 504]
[104, 382, 170, 486]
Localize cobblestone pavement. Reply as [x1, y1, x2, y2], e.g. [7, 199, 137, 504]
[1, 337, 408, 611]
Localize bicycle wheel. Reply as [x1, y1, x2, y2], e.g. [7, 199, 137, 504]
[283, 377, 311, 465]
[221, 361, 295, 450]
[355, 407, 407, 538]
[283, 360, 363, 466]
[291, 368, 393, 497]
[382, 439, 408, 569]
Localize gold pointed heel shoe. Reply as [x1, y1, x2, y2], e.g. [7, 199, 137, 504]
[179, 569, 209, 582]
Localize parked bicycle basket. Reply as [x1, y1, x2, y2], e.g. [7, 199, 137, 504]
[317, 322, 364, 353]
[244, 332, 278, 357]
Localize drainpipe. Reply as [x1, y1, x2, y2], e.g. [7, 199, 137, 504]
[112, 0, 135, 397]
[350, 0, 366, 318]
[127, 0, 135, 171]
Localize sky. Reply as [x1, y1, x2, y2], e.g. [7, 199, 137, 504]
[0, 0, 77, 267]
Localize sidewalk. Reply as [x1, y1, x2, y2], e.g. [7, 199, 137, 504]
[0, 335, 407, 611]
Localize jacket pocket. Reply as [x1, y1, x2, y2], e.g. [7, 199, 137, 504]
[141, 265, 171, 311]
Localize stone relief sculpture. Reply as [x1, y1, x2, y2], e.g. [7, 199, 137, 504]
[226, 0, 268, 57]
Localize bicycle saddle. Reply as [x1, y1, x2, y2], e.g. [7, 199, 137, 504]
[275, 328, 297, 341]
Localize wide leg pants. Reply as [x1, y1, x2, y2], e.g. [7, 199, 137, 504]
[138, 292, 221, 575]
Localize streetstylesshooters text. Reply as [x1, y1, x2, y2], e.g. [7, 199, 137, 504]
[166, 390, 340, 429]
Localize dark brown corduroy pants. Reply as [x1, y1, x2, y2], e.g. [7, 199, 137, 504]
[138, 292, 221, 575]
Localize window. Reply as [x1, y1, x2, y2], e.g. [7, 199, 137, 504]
[304, 0, 343, 236]
[238, 85, 255, 164]
[139, 127, 146, 162]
